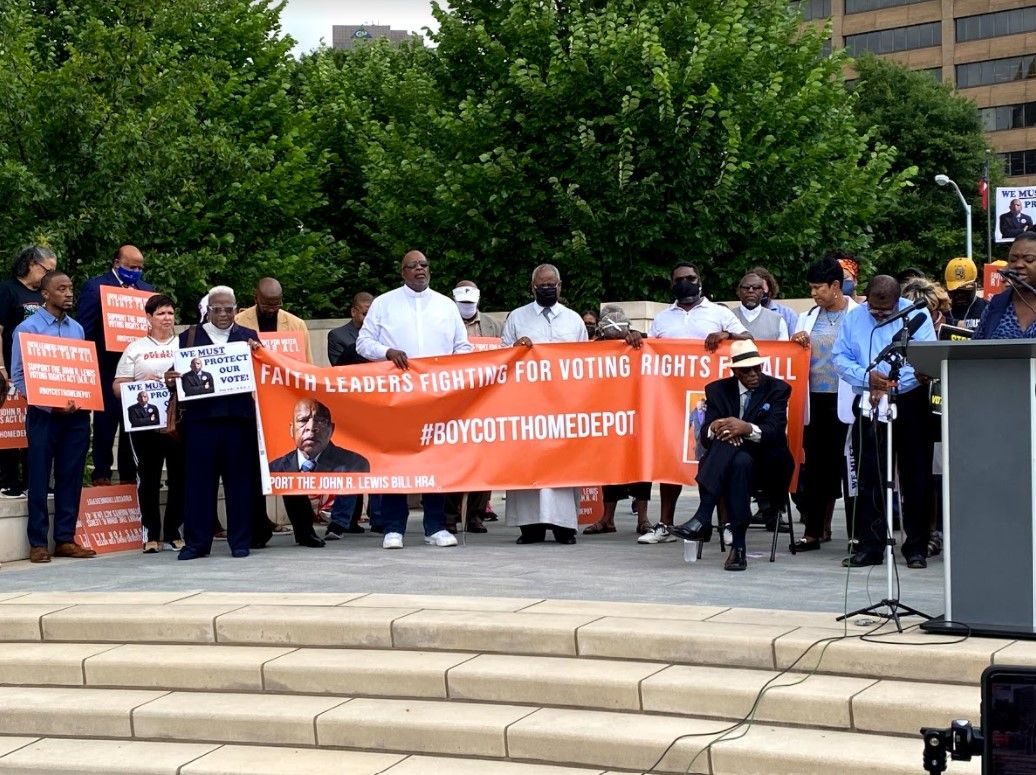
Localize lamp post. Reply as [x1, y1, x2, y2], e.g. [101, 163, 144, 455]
[935, 174, 973, 260]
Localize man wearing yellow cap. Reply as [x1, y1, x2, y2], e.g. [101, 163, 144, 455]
[944, 257, 986, 330]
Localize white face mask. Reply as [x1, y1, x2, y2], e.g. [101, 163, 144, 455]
[456, 301, 478, 319]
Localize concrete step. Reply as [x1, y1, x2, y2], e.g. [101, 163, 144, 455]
[0, 692, 982, 774]
[0, 595, 1026, 686]
[0, 737, 606, 774]
[0, 641, 979, 738]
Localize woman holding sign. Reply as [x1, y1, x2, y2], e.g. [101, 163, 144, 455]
[113, 294, 184, 553]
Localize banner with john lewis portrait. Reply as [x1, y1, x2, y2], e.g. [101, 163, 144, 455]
[252, 340, 809, 495]
[995, 186, 1036, 243]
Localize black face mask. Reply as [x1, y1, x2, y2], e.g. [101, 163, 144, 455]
[534, 286, 558, 307]
[672, 279, 701, 302]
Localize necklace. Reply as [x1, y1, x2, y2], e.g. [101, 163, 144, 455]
[821, 307, 845, 327]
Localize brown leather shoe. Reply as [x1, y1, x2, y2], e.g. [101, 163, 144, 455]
[54, 542, 97, 559]
[29, 546, 50, 563]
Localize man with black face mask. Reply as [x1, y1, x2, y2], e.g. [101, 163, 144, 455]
[640, 261, 750, 546]
[943, 257, 986, 330]
[235, 277, 313, 363]
[77, 245, 154, 487]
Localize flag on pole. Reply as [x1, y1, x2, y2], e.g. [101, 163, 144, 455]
[979, 162, 989, 211]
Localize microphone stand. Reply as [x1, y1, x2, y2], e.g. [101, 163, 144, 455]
[838, 315, 931, 632]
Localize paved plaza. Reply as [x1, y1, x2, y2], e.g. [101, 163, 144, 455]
[0, 492, 944, 621]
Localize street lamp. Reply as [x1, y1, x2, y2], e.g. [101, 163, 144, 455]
[934, 174, 972, 260]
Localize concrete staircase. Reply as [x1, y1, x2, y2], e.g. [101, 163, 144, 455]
[0, 591, 997, 774]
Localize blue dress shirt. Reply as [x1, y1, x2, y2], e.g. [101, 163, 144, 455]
[832, 298, 936, 396]
[11, 308, 87, 398]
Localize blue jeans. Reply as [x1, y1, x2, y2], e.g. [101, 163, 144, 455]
[26, 407, 90, 547]
[329, 494, 357, 528]
[380, 493, 445, 537]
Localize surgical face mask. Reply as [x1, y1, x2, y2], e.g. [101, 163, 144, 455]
[534, 285, 558, 307]
[842, 278, 856, 296]
[115, 266, 143, 285]
[456, 300, 478, 319]
[672, 279, 700, 302]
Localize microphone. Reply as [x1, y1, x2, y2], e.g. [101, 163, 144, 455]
[997, 267, 1036, 296]
[875, 297, 927, 328]
[866, 314, 926, 372]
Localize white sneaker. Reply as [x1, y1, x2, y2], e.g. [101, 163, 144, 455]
[424, 529, 458, 547]
[637, 523, 676, 544]
[382, 532, 404, 549]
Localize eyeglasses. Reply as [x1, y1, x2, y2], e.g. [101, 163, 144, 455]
[739, 284, 764, 292]
[534, 283, 559, 290]
[403, 261, 429, 270]
[208, 306, 236, 314]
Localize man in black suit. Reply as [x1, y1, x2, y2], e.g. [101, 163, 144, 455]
[268, 397, 370, 473]
[1000, 198, 1034, 239]
[670, 340, 794, 571]
[180, 358, 215, 397]
[127, 391, 160, 428]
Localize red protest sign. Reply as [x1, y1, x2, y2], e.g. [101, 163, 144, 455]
[0, 396, 27, 449]
[74, 484, 142, 554]
[469, 336, 503, 351]
[19, 334, 104, 411]
[100, 287, 154, 352]
[259, 331, 308, 362]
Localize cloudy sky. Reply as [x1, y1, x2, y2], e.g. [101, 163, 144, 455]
[281, 0, 441, 54]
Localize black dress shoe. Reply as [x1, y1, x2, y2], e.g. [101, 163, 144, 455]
[724, 546, 747, 571]
[669, 517, 712, 542]
[296, 535, 326, 548]
[345, 523, 366, 534]
[906, 554, 927, 569]
[555, 535, 576, 545]
[791, 538, 821, 552]
[841, 551, 882, 568]
[515, 534, 545, 545]
[466, 518, 488, 534]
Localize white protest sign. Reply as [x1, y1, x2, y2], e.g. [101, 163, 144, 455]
[995, 186, 1036, 243]
[120, 380, 170, 432]
[174, 341, 255, 402]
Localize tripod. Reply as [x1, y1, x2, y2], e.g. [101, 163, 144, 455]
[838, 325, 931, 632]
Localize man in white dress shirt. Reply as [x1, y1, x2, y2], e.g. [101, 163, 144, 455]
[640, 261, 751, 545]
[500, 264, 588, 545]
[357, 250, 473, 549]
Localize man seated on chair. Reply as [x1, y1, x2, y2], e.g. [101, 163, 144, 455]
[670, 340, 794, 571]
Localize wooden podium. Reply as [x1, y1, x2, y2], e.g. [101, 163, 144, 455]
[911, 340, 1036, 638]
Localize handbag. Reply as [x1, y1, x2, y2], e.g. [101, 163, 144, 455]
[165, 325, 197, 440]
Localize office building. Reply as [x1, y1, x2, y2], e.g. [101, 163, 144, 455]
[332, 25, 413, 51]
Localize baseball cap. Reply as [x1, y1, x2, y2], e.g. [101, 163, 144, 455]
[944, 257, 977, 290]
[452, 286, 480, 303]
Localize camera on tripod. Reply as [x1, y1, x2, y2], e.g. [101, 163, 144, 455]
[922, 665, 1036, 773]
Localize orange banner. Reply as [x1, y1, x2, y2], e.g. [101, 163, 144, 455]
[258, 331, 307, 361]
[0, 396, 27, 449]
[19, 334, 104, 411]
[100, 287, 154, 352]
[469, 336, 503, 351]
[253, 340, 808, 495]
[74, 484, 142, 553]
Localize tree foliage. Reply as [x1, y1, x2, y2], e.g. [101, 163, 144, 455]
[851, 55, 993, 277]
[0, 0, 344, 316]
[347, 0, 909, 310]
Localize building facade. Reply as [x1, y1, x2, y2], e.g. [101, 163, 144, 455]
[800, 0, 1036, 184]
[332, 25, 413, 51]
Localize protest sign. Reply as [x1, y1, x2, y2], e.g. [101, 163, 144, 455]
[0, 396, 27, 449]
[578, 487, 604, 526]
[120, 380, 170, 432]
[469, 336, 503, 351]
[995, 186, 1036, 243]
[74, 484, 142, 554]
[258, 331, 308, 362]
[175, 341, 255, 402]
[100, 287, 154, 352]
[19, 334, 103, 411]
[983, 263, 1009, 297]
[252, 340, 808, 495]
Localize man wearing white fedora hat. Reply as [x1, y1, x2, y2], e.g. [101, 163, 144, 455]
[670, 339, 794, 571]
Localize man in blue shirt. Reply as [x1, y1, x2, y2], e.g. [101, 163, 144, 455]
[11, 271, 96, 563]
[833, 275, 936, 570]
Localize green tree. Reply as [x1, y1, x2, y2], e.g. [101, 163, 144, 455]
[0, 0, 343, 316]
[350, 0, 909, 310]
[851, 54, 992, 277]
